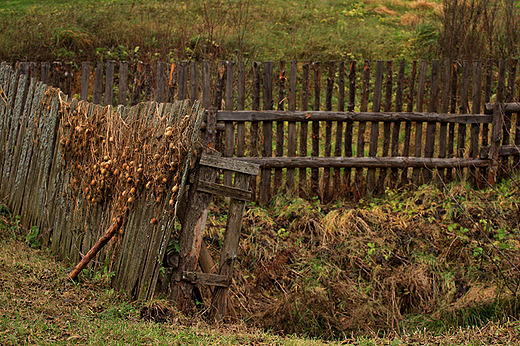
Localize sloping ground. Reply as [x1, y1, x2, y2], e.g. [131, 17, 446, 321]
[2, 176, 520, 344]
[0, 210, 328, 345]
[2, 204, 520, 345]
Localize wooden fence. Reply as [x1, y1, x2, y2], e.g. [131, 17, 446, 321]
[6, 59, 520, 204]
[0, 62, 204, 300]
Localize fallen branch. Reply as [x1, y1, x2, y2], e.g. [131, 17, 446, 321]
[68, 216, 123, 281]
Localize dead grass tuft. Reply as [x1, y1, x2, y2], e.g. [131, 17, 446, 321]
[374, 5, 397, 16]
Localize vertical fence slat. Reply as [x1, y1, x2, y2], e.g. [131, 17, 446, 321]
[64, 62, 72, 97]
[93, 62, 104, 105]
[259, 61, 274, 205]
[80, 62, 90, 101]
[250, 62, 261, 201]
[333, 61, 345, 199]
[437, 59, 451, 184]
[423, 60, 440, 184]
[496, 59, 507, 178]
[156, 62, 166, 103]
[412, 60, 427, 185]
[52, 61, 61, 88]
[400, 60, 417, 186]
[344, 61, 356, 195]
[311, 62, 321, 198]
[458, 60, 470, 150]
[470, 60, 483, 186]
[236, 62, 246, 157]
[191, 61, 199, 101]
[274, 61, 286, 192]
[131, 61, 143, 106]
[118, 61, 129, 105]
[286, 61, 297, 195]
[104, 60, 115, 106]
[299, 62, 309, 197]
[323, 61, 334, 201]
[202, 61, 210, 108]
[178, 61, 188, 101]
[214, 61, 226, 153]
[41, 62, 50, 85]
[391, 61, 405, 189]
[378, 60, 393, 193]
[224, 61, 234, 188]
[502, 59, 517, 173]
[367, 60, 383, 194]
[355, 60, 370, 199]
[446, 61, 458, 181]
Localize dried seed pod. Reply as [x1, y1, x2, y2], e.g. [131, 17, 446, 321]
[93, 164, 98, 171]
[100, 168, 107, 175]
[130, 187, 136, 195]
[127, 196, 135, 203]
[137, 167, 143, 174]
[151, 218, 158, 225]
[172, 185, 179, 194]
[122, 163, 128, 170]
[113, 168, 119, 176]
[127, 177, 132, 183]
[165, 130, 173, 137]
[122, 190, 127, 197]
[154, 154, 161, 160]
[104, 155, 109, 161]
[109, 136, 114, 142]
[169, 199, 175, 206]
[90, 179, 97, 186]
[129, 161, 135, 166]
[145, 181, 152, 189]
[162, 177, 168, 183]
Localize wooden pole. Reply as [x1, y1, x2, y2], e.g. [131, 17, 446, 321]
[68, 217, 123, 281]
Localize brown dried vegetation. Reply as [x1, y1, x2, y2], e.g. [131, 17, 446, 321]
[58, 98, 197, 220]
[203, 180, 520, 338]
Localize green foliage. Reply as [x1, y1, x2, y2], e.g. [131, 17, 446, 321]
[0, 0, 447, 63]
[25, 225, 40, 249]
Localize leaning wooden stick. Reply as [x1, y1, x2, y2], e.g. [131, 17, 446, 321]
[68, 216, 123, 281]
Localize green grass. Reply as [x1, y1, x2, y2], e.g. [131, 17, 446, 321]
[3, 176, 520, 345]
[0, 0, 441, 63]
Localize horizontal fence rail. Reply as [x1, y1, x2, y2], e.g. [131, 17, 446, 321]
[208, 107, 514, 204]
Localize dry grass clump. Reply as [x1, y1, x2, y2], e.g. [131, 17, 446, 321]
[218, 181, 520, 339]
